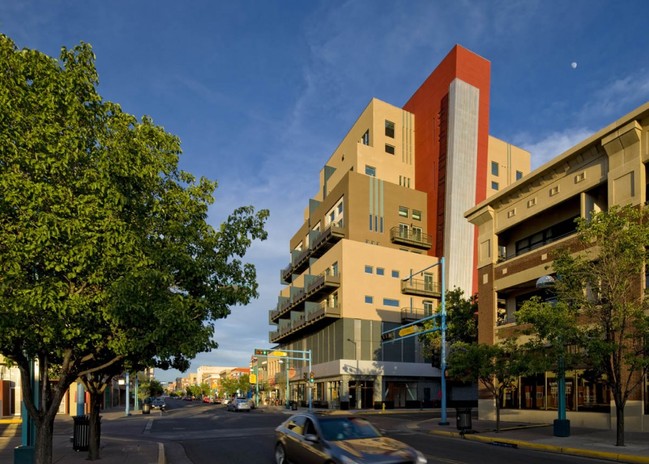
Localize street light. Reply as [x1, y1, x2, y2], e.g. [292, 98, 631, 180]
[536, 275, 570, 437]
[347, 338, 360, 409]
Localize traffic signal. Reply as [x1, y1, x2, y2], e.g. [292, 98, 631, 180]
[381, 331, 395, 341]
[254, 349, 269, 356]
[303, 372, 308, 381]
[431, 349, 441, 368]
[309, 371, 314, 383]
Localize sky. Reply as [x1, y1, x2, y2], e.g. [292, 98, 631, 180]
[2, 0, 649, 384]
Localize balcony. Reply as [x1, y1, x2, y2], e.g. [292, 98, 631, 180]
[281, 223, 346, 283]
[305, 272, 340, 299]
[269, 302, 341, 343]
[390, 226, 432, 250]
[400, 306, 434, 323]
[401, 278, 441, 297]
[310, 223, 345, 257]
[269, 287, 306, 322]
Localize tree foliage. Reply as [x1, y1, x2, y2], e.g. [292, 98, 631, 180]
[0, 35, 268, 463]
[420, 288, 478, 362]
[519, 205, 649, 446]
[447, 340, 527, 431]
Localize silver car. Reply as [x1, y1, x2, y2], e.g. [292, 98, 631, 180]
[227, 398, 251, 412]
[274, 413, 427, 464]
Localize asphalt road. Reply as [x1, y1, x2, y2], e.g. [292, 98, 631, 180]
[111, 399, 614, 464]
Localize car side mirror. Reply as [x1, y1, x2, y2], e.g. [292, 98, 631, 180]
[304, 434, 319, 443]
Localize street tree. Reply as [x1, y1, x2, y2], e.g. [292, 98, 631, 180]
[447, 340, 526, 432]
[0, 35, 268, 464]
[420, 288, 478, 364]
[519, 205, 649, 446]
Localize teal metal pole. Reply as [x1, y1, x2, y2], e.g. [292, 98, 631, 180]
[439, 257, 449, 425]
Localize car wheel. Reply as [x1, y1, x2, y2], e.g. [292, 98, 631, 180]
[275, 443, 287, 464]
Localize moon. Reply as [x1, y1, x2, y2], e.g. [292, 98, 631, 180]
[571, 62, 578, 69]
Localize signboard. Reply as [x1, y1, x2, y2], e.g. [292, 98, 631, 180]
[398, 326, 418, 337]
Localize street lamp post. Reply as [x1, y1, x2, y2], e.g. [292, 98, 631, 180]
[536, 275, 570, 437]
[347, 338, 359, 409]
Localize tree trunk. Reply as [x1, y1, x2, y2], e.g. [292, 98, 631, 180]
[615, 401, 625, 446]
[495, 390, 501, 432]
[87, 390, 103, 460]
[33, 413, 55, 464]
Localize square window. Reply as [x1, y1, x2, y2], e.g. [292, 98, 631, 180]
[516, 170, 523, 180]
[365, 295, 373, 304]
[385, 144, 395, 155]
[365, 165, 376, 177]
[491, 161, 499, 176]
[391, 270, 399, 278]
[383, 298, 400, 307]
[385, 120, 395, 138]
[364, 265, 373, 274]
[412, 210, 421, 221]
[492, 181, 499, 190]
[376, 267, 384, 276]
[399, 206, 408, 217]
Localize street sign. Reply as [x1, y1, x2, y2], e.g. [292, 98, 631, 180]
[270, 350, 287, 357]
[398, 326, 418, 337]
[249, 373, 256, 383]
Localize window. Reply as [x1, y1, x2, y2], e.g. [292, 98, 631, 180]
[376, 267, 384, 276]
[516, 170, 523, 180]
[332, 261, 339, 276]
[398, 206, 408, 217]
[492, 181, 499, 190]
[365, 295, 373, 304]
[362, 130, 369, 145]
[383, 298, 400, 307]
[385, 120, 395, 138]
[337, 202, 343, 214]
[391, 270, 400, 278]
[412, 226, 422, 241]
[491, 161, 499, 176]
[364, 265, 373, 274]
[423, 300, 434, 315]
[385, 144, 395, 155]
[412, 210, 421, 221]
[365, 165, 376, 177]
[515, 217, 579, 256]
[398, 223, 409, 238]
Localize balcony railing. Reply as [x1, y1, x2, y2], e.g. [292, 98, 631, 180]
[400, 306, 434, 323]
[270, 302, 341, 343]
[281, 223, 346, 283]
[305, 272, 340, 298]
[390, 226, 432, 250]
[401, 278, 441, 297]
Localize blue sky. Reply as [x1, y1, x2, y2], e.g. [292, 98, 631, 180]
[3, 0, 649, 383]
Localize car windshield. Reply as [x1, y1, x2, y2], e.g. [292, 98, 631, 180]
[318, 417, 381, 441]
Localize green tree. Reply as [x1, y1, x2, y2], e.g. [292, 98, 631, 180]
[447, 340, 526, 432]
[0, 35, 268, 464]
[519, 205, 649, 446]
[420, 288, 478, 364]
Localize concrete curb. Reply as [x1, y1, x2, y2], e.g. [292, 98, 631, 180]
[429, 430, 649, 464]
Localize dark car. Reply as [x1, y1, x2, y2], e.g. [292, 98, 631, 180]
[274, 413, 427, 464]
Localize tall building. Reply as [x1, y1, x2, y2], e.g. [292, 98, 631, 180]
[466, 101, 649, 431]
[267, 45, 530, 409]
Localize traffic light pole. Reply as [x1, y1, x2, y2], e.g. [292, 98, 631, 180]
[380, 257, 448, 425]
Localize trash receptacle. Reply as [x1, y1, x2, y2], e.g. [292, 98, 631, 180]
[291, 400, 298, 410]
[456, 408, 472, 431]
[73, 415, 90, 451]
[142, 402, 151, 414]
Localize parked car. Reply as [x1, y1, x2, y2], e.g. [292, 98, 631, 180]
[274, 413, 427, 464]
[227, 398, 251, 412]
[202, 396, 213, 404]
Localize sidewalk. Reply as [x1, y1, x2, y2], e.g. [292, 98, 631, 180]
[0, 407, 163, 464]
[414, 415, 649, 464]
